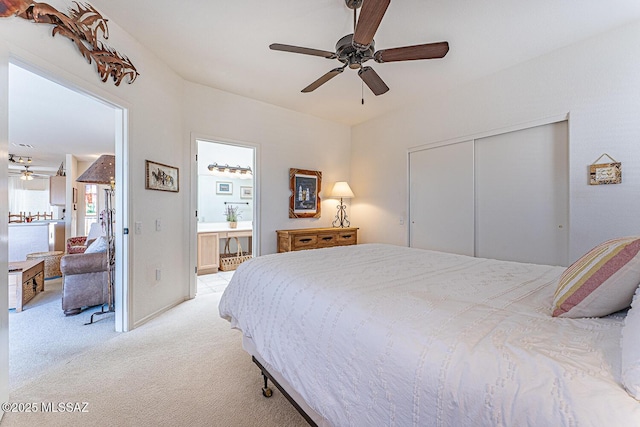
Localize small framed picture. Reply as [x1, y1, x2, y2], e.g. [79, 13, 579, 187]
[240, 186, 253, 199]
[216, 181, 233, 195]
[145, 160, 179, 192]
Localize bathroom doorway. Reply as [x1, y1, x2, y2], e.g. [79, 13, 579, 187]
[192, 138, 257, 296]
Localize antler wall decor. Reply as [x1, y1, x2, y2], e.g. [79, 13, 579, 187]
[1, 1, 138, 86]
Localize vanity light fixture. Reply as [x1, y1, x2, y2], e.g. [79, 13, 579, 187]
[208, 163, 253, 178]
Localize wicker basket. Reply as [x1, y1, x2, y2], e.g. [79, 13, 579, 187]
[26, 250, 64, 278]
[219, 237, 252, 272]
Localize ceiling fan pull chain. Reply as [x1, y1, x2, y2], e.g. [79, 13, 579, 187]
[361, 80, 364, 105]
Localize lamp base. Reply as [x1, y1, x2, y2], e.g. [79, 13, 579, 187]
[332, 198, 351, 228]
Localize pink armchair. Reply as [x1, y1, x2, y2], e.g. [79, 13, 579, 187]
[66, 236, 88, 254]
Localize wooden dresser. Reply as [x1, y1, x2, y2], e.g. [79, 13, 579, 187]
[276, 227, 358, 253]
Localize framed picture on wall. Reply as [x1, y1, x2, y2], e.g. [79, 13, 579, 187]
[145, 160, 179, 192]
[240, 186, 253, 199]
[216, 181, 233, 195]
[289, 168, 322, 218]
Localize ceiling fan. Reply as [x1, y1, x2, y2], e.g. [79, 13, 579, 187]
[269, 0, 449, 96]
[9, 165, 49, 180]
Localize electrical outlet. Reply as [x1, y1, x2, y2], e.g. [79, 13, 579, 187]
[155, 269, 161, 281]
[135, 221, 142, 234]
[155, 219, 161, 232]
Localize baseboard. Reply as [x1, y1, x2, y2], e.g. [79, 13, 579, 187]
[132, 296, 189, 329]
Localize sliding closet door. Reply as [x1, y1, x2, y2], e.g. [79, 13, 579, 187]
[409, 141, 474, 256]
[474, 122, 568, 266]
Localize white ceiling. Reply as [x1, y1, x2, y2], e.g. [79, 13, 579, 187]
[8, 63, 116, 176]
[89, 0, 640, 125]
[8, 0, 640, 173]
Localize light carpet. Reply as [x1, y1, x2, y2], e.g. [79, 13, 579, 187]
[8, 277, 117, 391]
[1, 290, 307, 426]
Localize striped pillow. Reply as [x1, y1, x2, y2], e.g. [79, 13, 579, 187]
[552, 237, 640, 318]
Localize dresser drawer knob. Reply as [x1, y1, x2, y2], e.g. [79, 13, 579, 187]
[299, 238, 313, 243]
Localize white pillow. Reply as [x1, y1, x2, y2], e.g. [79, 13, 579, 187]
[84, 236, 108, 254]
[622, 285, 640, 400]
[87, 222, 105, 241]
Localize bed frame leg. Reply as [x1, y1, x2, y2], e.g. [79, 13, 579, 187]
[252, 356, 317, 426]
[262, 373, 273, 398]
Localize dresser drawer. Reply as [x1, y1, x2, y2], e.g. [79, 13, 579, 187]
[22, 265, 40, 282]
[337, 231, 357, 245]
[293, 235, 318, 250]
[317, 233, 337, 247]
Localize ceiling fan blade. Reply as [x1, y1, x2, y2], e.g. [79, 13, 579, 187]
[353, 0, 390, 50]
[358, 66, 389, 96]
[301, 67, 345, 93]
[374, 41, 449, 63]
[270, 43, 336, 59]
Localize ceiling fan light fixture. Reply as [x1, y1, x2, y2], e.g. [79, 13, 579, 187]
[20, 166, 34, 180]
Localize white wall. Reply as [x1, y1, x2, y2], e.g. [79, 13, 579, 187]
[351, 19, 640, 263]
[0, 1, 188, 327]
[183, 82, 352, 255]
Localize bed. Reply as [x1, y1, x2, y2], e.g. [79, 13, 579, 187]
[219, 243, 640, 426]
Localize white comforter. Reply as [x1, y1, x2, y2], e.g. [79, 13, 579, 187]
[219, 244, 640, 426]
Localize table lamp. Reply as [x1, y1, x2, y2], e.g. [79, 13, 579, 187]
[330, 181, 355, 228]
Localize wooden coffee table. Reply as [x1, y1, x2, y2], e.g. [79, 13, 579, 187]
[8, 259, 45, 312]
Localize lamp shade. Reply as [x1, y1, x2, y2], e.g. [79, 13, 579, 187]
[330, 181, 355, 198]
[77, 155, 115, 185]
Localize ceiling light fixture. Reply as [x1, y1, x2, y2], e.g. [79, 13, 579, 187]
[77, 154, 115, 189]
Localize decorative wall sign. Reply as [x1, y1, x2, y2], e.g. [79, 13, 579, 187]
[145, 160, 179, 192]
[289, 168, 321, 218]
[589, 154, 621, 185]
[0, 1, 139, 86]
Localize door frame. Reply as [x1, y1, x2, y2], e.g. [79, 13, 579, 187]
[6, 52, 132, 332]
[189, 133, 260, 298]
[0, 40, 9, 422]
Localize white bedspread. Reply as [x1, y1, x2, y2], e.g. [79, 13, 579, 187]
[219, 244, 640, 426]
